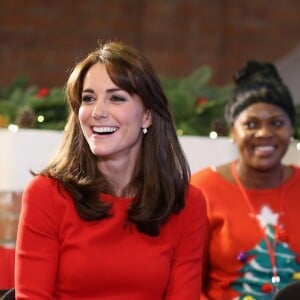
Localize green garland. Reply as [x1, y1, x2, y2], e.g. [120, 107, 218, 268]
[8, 68, 300, 137]
[2, 69, 300, 137]
[0, 75, 67, 130]
[160, 66, 233, 136]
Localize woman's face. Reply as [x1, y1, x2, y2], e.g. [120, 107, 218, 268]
[230, 102, 293, 171]
[78, 62, 152, 163]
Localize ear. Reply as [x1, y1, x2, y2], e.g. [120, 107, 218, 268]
[229, 127, 236, 142]
[142, 109, 152, 129]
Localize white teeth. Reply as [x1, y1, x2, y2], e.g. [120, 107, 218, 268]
[256, 146, 274, 151]
[93, 126, 117, 133]
[254, 145, 275, 156]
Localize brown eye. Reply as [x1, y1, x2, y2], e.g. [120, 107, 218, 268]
[272, 120, 284, 128]
[81, 95, 94, 103]
[244, 121, 256, 129]
[111, 95, 126, 102]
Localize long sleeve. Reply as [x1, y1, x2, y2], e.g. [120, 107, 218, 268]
[15, 176, 60, 299]
[165, 186, 207, 299]
[15, 177, 207, 300]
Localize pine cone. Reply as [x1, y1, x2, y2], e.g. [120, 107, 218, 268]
[210, 118, 228, 136]
[16, 107, 35, 128]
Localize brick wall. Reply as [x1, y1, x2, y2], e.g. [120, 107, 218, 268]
[1, 0, 300, 89]
[0, 192, 21, 248]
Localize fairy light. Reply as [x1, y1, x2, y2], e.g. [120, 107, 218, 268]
[8, 124, 19, 133]
[37, 115, 45, 123]
[177, 129, 184, 136]
[209, 131, 218, 140]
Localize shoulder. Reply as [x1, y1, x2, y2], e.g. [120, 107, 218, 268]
[183, 184, 207, 216]
[290, 165, 300, 175]
[23, 175, 60, 196]
[285, 165, 300, 185]
[191, 162, 232, 186]
[22, 175, 69, 206]
[169, 184, 206, 234]
[191, 166, 216, 184]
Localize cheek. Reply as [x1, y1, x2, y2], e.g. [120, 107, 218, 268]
[78, 106, 88, 124]
[122, 107, 145, 126]
[232, 128, 248, 144]
[280, 133, 292, 146]
[78, 107, 90, 138]
[234, 132, 252, 152]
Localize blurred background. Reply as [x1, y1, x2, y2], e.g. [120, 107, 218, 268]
[2, 0, 300, 137]
[1, 0, 300, 263]
[1, 0, 300, 99]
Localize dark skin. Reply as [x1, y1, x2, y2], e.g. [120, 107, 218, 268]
[217, 102, 294, 189]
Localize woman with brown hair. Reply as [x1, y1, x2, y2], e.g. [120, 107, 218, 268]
[15, 41, 206, 299]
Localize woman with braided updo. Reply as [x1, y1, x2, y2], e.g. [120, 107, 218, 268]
[192, 60, 300, 300]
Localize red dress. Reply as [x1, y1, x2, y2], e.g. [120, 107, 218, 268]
[15, 175, 206, 299]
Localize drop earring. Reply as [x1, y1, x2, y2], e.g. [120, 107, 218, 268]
[142, 127, 148, 134]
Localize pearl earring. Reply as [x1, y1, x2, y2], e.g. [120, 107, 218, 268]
[142, 128, 148, 134]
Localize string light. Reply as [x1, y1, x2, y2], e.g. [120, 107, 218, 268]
[37, 115, 45, 123]
[209, 131, 218, 139]
[8, 124, 19, 133]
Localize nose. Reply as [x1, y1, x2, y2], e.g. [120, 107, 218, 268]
[255, 125, 273, 138]
[92, 99, 109, 119]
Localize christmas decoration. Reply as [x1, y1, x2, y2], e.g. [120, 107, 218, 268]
[1, 69, 300, 136]
[231, 207, 300, 300]
[160, 66, 233, 136]
[0, 75, 67, 130]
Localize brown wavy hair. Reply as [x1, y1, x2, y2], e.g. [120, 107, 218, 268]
[41, 41, 190, 236]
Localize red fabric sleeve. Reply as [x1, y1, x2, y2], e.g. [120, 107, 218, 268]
[15, 176, 60, 299]
[164, 186, 207, 300]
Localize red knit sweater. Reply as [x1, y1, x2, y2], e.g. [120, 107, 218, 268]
[192, 165, 300, 300]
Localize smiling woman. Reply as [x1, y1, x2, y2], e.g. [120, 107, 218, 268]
[230, 102, 293, 176]
[14, 41, 207, 299]
[191, 60, 300, 300]
[79, 62, 151, 166]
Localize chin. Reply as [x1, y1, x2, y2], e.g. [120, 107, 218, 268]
[253, 161, 281, 172]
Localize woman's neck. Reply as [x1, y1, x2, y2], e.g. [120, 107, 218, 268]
[235, 161, 283, 189]
[97, 159, 136, 197]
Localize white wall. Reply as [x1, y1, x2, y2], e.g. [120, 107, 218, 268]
[1, 129, 300, 190]
[179, 135, 300, 173]
[0, 129, 63, 191]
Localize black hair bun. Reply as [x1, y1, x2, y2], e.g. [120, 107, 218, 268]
[234, 60, 282, 85]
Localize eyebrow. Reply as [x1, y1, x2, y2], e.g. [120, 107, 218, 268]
[82, 88, 122, 94]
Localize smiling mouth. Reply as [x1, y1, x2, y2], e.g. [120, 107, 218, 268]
[92, 126, 117, 135]
[254, 145, 275, 156]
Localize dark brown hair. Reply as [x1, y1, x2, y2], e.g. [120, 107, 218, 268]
[41, 41, 190, 236]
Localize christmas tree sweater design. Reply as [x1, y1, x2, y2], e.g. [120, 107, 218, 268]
[231, 205, 300, 300]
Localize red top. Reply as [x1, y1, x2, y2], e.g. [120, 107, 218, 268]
[191, 165, 300, 300]
[15, 175, 206, 299]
